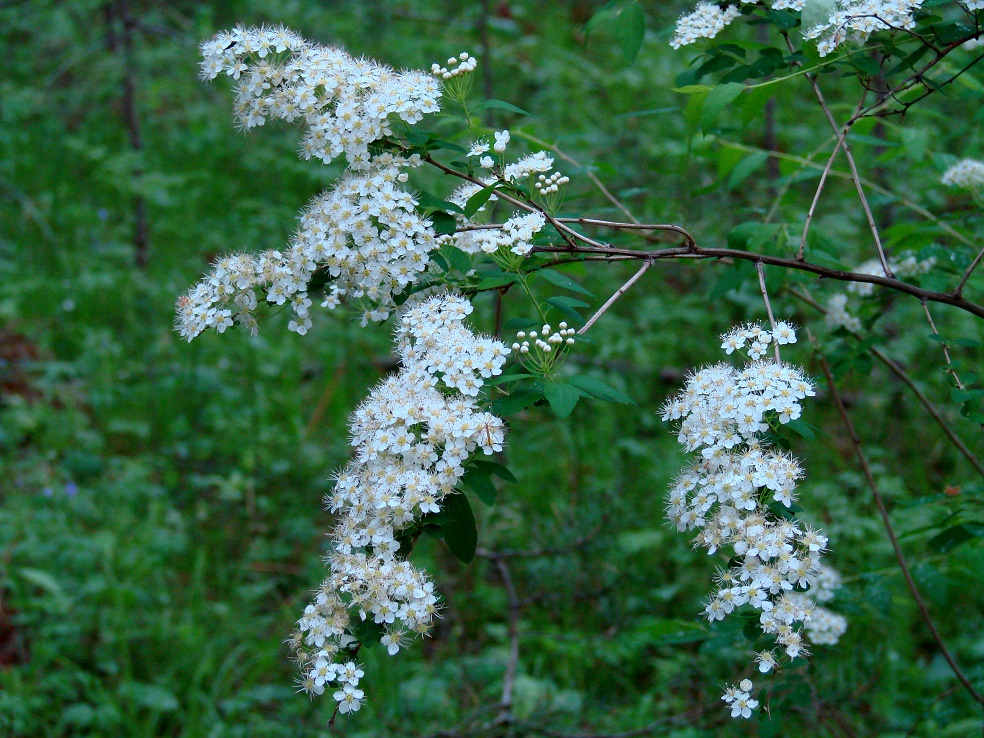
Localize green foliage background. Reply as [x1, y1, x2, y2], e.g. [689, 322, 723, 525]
[1, 0, 983, 736]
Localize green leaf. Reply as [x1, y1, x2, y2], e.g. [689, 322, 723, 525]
[672, 84, 713, 95]
[19, 567, 70, 608]
[430, 211, 458, 236]
[461, 468, 498, 506]
[442, 245, 472, 273]
[464, 184, 498, 217]
[476, 274, 518, 290]
[569, 375, 634, 405]
[474, 99, 532, 116]
[536, 269, 596, 297]
[417, 191, 465, 214]
[785, 419, 819, 439]
[802, 0, 837, 31]
[491, 385, 544, 415]
[484, 372, 536, 386]
[701, 82, 745, 133]
[470, 460, 518, 484]
[638, 618, 709, 645]
[954, 337, 982, 348]
[545, 295, 590, 326]
[927, 523, 984, 554]
[544, 381, 581, 418]
[441, 491, 478, 563]
[728, 152, 770, 189]
[614, 1, 646, 62]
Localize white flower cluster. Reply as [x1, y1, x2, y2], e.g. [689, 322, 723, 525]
[772, 0, 806, 9]
[847, 252, 936, 296]
[199, 25, 440, 168]
[662, 322, 845, 718]
[942, 158, 984, 189]
[289, 295, 508, 711]
[803, 1, 924, 57]
[440, 149, 556, 257]
[821, 251, 934, 334]
[431, 52, 477, 80]
[793, 565, 848, 645]
[175, 155, 437, 339]
[670, 2, 742, 49]
[824, 293, 862, 334]
[179, 28, 469, 338]
[722, 678, 759, 719]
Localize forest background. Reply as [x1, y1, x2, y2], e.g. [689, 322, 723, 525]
[1, 0, 983, 736]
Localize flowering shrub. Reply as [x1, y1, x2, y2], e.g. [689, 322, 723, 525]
[175, 2, 984, 727]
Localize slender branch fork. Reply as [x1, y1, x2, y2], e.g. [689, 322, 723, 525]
[578, 259, 652, 335]
[788, 287, 984, 479]
[813, 340, 984, 708]
[756, 261, 782, 362]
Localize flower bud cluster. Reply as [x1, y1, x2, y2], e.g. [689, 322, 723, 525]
[942, 158, 984, 190]
[199, 25, 440, 169]
[662, 322, 846, 719]
[803, 1, 922, 57]
[512, 322, 576, 356]
[430, 52, 477, 80]
[534, 171, 570, 196]
[288, 295, 508, 711]
[175, 155, 436, 340]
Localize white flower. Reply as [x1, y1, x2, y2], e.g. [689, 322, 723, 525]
[467, 140, 490, 157]
[493, 130, 510, 153]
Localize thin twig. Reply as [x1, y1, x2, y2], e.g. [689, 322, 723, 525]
[756, 261, 782, 362]
[799, 137, 844, 260]
[955, 244, 984, 297]
[813, 339, 984, 707]
[920, 301, 966, 392]
[513, 131, 641, 224]
[526, 241, 984, 320]
[719, 138, 979, 253]
[494, 558, 520, 723]
[578, 260, 652, 335]
[558, 217, 695, 249]
[788, 288, 984, 478]
[802, 73, 894, 278]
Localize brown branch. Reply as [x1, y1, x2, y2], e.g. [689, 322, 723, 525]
[814, 339, 984, 707]
[955, 244, 984, 298]
[527, 240, 984, 320]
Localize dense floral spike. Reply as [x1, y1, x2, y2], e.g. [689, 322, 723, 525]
[803, 1, 925, 57]
[670, 2, 742, 49]
[175, 154, 437, 339]
[288, 295, 509, 713]
[200, 25, 440, 168]
[662, 322, 846, 718]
